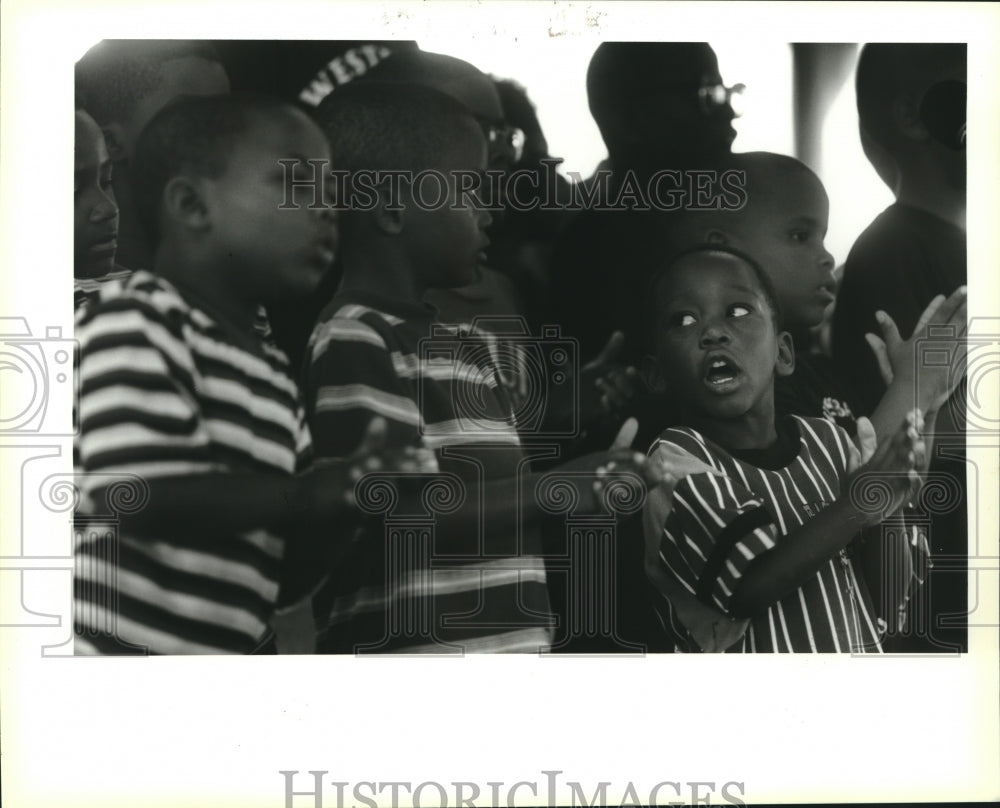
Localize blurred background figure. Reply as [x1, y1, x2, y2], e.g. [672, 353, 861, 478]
[487, 77, 573, 332]
[547, 42, 740, 365]
[832, 44, 967, 653]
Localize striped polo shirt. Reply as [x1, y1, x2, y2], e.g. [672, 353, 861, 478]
[74, 267, 277, 346]
[305, 289, 554, 654]
[646, 415, 884, 653]
[73, 270, 312, 655]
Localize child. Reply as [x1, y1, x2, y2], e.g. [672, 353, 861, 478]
[305, 81, 663, 654]
[659, 152, 967, 445]
[655, 153, 967, 645]
[641, 245, 924, 652]
[74, 108, 130, 309]
[75, 40, 279, 345]
[73, 94, 358, 655]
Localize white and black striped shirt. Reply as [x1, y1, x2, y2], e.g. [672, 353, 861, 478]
[74, 271, 311, 655]
[646, 415, 883, 653]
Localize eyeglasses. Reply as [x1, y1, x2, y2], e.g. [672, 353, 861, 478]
[626, 79, 746, 119]
[479, 121, 526, 166]
[698, 81, 746, 117]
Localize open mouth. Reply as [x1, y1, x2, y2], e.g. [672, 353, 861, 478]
[703, 355, 741, 388]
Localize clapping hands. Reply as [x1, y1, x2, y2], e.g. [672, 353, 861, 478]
[865, 286, 968, 411]
[846, 410, 927, 525]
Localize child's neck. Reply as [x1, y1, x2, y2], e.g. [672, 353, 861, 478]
[154, 244, 258, 334]
[688, 402, 779, 453]
[337, 242, 426, 304]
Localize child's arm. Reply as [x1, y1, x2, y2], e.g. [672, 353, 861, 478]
[360, 418, 669, 555]
[728, 413, 924, 618]
[642, 440, 750, 652]
[305, 318, 665, 547]
[83, 420, 388, 540]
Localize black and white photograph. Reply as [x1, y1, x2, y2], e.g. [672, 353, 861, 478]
[2, 1, 998, 806]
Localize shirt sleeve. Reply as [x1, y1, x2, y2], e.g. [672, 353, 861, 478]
[304, 314, 426, 459]
[655, 449, 779, 617]
[75, 295, 220, 510]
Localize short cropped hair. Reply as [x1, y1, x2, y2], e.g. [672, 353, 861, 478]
[656, 150, 817, 247]
[131, 93, 294, 246]
[313, 80, 481, 174]
[856, 43, 966, 151]
[643, 243, 784, 351]
[76, 39, 224, 127]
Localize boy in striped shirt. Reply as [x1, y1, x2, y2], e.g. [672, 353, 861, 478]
[641, 245, 925, 652]
[653, 153, 968, 645]
[74, 95, 365, 654]
[304, 82, 665, 654]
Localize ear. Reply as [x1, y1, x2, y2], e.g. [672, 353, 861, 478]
[162, 175, 210, 234]
[100, 124, 128, 162]
[372, 180, 405, 236]
[640, 353, 666, 394]
[775, 330, 796, 378]
[893, 93, 929, 142]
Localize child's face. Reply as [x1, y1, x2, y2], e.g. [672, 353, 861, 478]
[405, 124, 492, 289]
[200, 108, 337, 302]
[729, 169, 835, 331]
[75, 110, 119, 278]
[651, 252, 792, 423]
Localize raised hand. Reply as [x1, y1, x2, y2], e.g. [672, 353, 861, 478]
[864, 286, 967, 409]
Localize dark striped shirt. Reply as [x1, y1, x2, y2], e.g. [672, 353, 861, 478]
[305, 290, 553, 654]
[73, 270, 312, 655]
[74, 268, 276, 345]
[74, 268, 134, 311]
[645, 415, 884, 653]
